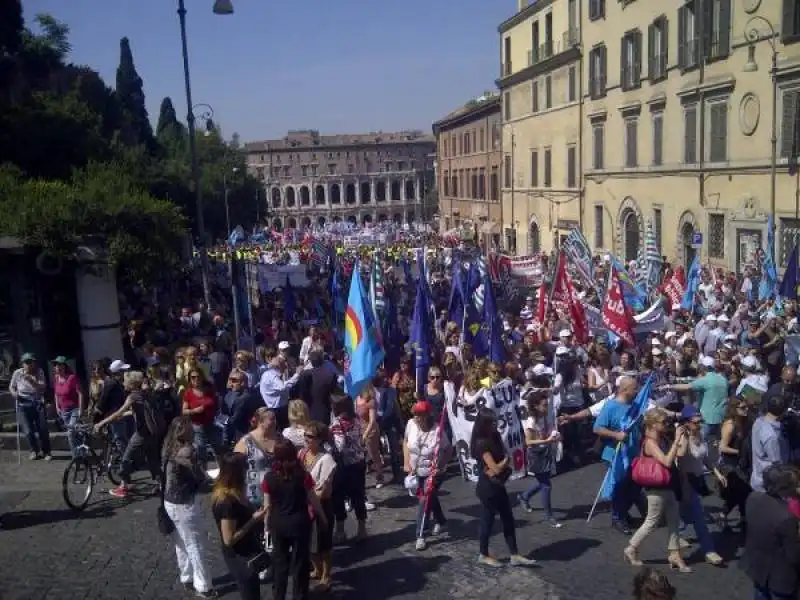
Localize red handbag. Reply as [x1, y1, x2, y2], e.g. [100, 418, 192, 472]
[631, 442, 671, 488]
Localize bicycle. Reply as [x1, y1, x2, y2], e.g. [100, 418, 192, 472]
[61, 423, 123, 511]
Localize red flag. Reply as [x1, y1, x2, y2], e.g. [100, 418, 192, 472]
[602, 265, 636, 346]
[662, 266, 686, 308]
[536, 283, 548, 324]
[552, 254, 589, 343]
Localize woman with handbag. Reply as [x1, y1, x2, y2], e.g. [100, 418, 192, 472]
[212, 452, 267, 600]
[624, 409, 689, 572]
[262, 438, 328, 600]
[162, 416, 217, 598]
[517, 391, 562, 528]
[470, 408, 537, 568]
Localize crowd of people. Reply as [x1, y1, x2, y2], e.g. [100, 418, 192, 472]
[8, 247, 800, 600]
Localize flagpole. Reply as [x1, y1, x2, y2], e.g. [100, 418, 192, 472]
[587, 442, 620, 523]
[419, 395, 450, 539]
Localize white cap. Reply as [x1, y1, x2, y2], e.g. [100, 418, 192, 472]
[109, 359, 131, 374]
[559, 329, 573, 338]
[665, 331, 677, 339]
[651, 338, 662, 346]
[718, 315, 730, 322]
[278, 341, 290, 350]
[700, 355, 716, 368]
[671, 303, 681, 311]
[652, 348, 663, 356]
[705, 314, 717, 322]
[532, 364, 554, 376]
[615, 375, 625, 389]
[724, 333, 737, 341]
[526, 324, 537, 332]
[526, 296, 534, 301]
[741, 355, 759, 369]
[555, 346, 570, 356]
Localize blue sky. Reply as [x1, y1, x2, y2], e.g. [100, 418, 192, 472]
[22, 0, 511, 143]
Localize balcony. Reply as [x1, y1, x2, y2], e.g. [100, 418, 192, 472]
[527, 48, 538, 66]
[539, 40, 554, 61]
[527, 32, 578, 67]
[563, 28, 579, 48]
[501, 61, 513, 77]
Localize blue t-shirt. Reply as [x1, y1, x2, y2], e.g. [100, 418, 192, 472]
[593, 397, 631, 463]
[690, 372, 729, 425]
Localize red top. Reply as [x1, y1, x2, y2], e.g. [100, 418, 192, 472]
[182, 387, 217, 427]
[789, 497, 800, 519]
[54, 374, 80, 411]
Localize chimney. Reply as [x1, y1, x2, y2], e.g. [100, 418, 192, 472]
[517, 0, 528, 12]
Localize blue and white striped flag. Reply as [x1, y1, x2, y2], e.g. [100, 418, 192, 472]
[473, 255, 487, 312]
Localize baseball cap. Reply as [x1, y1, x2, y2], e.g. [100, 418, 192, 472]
[411, 400, 433, 415]
[532, 364, 554, 377]
[109, 359, 131, 373]
[699, 355, 716, 369]
[20, 352, 36, 363]
[718, 315, 730, 322]
[559, 329, 573, 338]
[741, 355, 759, 369]
[705, 314, 717, 322]
[278, 341, 290, 350]
[680, 405, 701, 421]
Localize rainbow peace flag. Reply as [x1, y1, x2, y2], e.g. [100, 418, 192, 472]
[344, 260, 385, 398]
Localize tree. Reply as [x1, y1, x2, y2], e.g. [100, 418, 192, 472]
[156, 96, 186, 140]
[115, 37, 153, 149]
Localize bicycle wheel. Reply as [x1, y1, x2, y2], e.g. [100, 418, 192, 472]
[103, 440, 122, 486]
[62, 456, 95, 511]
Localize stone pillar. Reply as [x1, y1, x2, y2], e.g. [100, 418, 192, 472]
[370, 178, 376, 204]
[76, 261, 124, 366]
[386, 178, 392, 203]
[355, 179, 361, 204]
[415, 177, 421, 202]
[401, 178, 406, 203]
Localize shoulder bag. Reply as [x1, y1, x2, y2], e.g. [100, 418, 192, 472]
[631, 441, 671, 489]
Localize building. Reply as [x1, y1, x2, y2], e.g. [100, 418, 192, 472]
[583, 0, 800, 273]
[432, 93, 503, 245]
[244, 130, 436, 229]
[497, 0, 583, 255]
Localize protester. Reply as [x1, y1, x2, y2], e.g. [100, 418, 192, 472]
[10, 353, 51, 461]
[52, 356, 83, 458]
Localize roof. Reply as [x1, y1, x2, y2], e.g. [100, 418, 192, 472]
[244, 130, 436, 153]
[498, 0, 555, 34]
[432, 94, 501, 134]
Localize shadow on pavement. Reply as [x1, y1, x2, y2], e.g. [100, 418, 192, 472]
[529, 537, 601, 562]
[1, 504, 115, 530]
[334, 523, 418, 570]
[331, 555, 451, 600]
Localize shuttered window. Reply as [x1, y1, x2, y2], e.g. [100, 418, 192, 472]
[781, 88, 800, 159]
[708, 102, 728, 162]
[684, 104, 698, 163]
[624, 118, 638, 167]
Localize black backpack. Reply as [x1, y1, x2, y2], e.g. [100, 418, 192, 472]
[139, 392, 168, 438]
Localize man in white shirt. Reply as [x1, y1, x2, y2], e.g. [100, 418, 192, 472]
[259, 356, 302, 429]
[299, 326, 318, 365]
[9, 352, 50, 460]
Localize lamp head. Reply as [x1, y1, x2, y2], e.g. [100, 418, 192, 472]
[743, 45, 758, 72]
[213, 0, 234, 15]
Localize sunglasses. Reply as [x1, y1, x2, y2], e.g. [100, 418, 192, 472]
[429, 375, 441, 380]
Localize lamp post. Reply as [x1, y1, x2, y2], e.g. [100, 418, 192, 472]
[176, 0, 234, 307]
[743, 16, 778, 218]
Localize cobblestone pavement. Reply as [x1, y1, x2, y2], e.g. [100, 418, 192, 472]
[0, 451, 750, 600]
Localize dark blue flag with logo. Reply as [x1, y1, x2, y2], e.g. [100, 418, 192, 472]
[410, 277, 432, 394]
[780, 244, 800, 301]
[482, 272, 505, 363]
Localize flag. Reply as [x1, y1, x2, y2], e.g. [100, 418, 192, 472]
[681, 255, 701, 311]
[369, 253, 386, 324]
[228, 225, 246, 247]
[551, 253, 589, 343]
[473, 255, 487, 312]
[602, 265, 636, 347]
[780, 245, 800, 300]
[283, 275, 296, 322]
[610, 257, 647, 312]
[599, 375, 654, 501]
[482, 272, 506, 363]
[662, 266, 686, 308]
[410, 278, 433, 392]
[447, 260, 465, 326]
[641, 219, 663, 297]
[401, 256, 413, 286]
[343, 260, 385, 398]
[536, 283, 548, 325]
[760, 215, 778, 301]
[382, 293, 404, 370]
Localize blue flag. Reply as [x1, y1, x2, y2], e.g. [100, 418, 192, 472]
[760, 215, 778, 301]
[780, 244, 800, 300]
[447, 261, 465, 326]
[681, 255, 701, 311]
[343, 260, 385, 398]
[611, 257, 647, 311]
[410, 278, 433, 393]
[599, 374, 654, 501]
[283, 275, 297, 322]
[482, 273, 506, 364]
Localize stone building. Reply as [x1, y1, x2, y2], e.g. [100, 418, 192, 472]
[244, 130, 436, 229]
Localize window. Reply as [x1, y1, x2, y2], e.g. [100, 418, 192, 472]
[311, 164, 318, 176]
[282, 166, 289, 177]
[532, 80, 539, 112]
[648, 17, 668, 82]
[544, 148, 552, 187]
[678, 1, 699, 70]
[589, 0, 605, 21]
[492, 123, 501, 149]
[592, 123, 605, 170]
[504, 155, 512, 187]
[706, 0, 731, 61]
[451, 174, 458, 196]
[479, 128, 485, 152]
[348, 164, 354, 173]
[450, 136, 456, 156]
[594, 205, 604, 247]
[708, 213, 725, 258]
[479, 169, 486, 199]
[567, 145, 577, 188]
[568, 66, 576, 102]
[708, 101, 728, 162]
[621, 30, 643, 91]
[385, 161, 393, 172]
[545, 76, 552, 109]
[531, 150, 539, 187]
[780, 87, 800, 159]
[781, 218, 800, 265]
[652, 111, 664, 166]
[490, 167, 499, 200]
[398, 161, 406, 171]
[504, 92, 511, 120]
[684, 104, 698, 163]
[328, 163, 336, 175]
[624, 118, 638, 167]
[589, 45, 607, 99]
[783, 0, 800, 44]
[301, 165, 308, 176]
[471, 171, 478, 198]
[443, 172, 449, 196]
[654, 208, 663, 253]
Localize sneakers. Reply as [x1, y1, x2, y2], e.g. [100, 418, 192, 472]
[365, 501, 376, 511]
[432, 523, 444, 536]
[477, 554, 503, 568]
[415, 538, 427, 551]
[546, 517, 562, 529]
[195, 590, 219, 598]
[43, 454, 52, 461]
[28, 452, 38, 461]
[517, 493, 533, 513]
[510, 555, 538, 567]
[109, 485, 129, 499]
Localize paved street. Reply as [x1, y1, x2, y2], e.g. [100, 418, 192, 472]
[0, 451, 750, 600]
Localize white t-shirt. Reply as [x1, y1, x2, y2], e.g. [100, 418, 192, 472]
[523, 415, 549, 439]
[404, 419, 449, 477]
[304, 451, 337, 495]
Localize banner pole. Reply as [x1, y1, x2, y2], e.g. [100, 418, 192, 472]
[586, 442, 620, 523]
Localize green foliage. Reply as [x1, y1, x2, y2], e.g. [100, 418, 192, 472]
[115, 37, 154, 149]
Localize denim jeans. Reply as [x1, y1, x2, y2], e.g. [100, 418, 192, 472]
[110, 417, 133, 456]
[18, 401, 51, 456]
[753, 582, 796, 600]
[416, 475, 446, 538]
[520, 472, 554, 518]
[119, 431, 161, 485]
[477, 486, 518, 557]
[679, 487, 715, 554]
[379, 416, 404, 480]
[58, 408, 81, 458]
[192, 424, 220, 469]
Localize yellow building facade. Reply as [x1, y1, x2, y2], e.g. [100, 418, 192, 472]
[497, 0, 583, 255]
[583, 0, 800, 272]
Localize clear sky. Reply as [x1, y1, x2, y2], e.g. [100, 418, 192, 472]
[22, 0, 512, 143]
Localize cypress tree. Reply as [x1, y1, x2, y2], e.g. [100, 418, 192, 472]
[156, 96, 185, 139]
[115, 37, 154, 148]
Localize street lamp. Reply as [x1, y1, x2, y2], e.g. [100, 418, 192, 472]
[176, 0, 233, 307]
[193, 103, 215, 136]
[743, 15, 778, 218]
